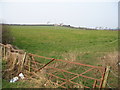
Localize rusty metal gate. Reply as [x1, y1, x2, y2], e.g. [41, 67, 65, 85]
[1, 43, 110, 88]
[25, 53, 108, 88]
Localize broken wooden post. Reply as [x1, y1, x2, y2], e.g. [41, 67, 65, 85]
[102, 66, 110, 88]
[3, 46, 6, 59]
[29, 55, 31, 72]
[20, 52, 27, 71]
[0, 45, 2, 59]
[6, 46, 10, 60]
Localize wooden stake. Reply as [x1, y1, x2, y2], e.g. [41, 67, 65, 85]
[0, 46, 2, 58]
[3, 46, 5, 58]
[29, 56, 31, 72]
[102, 66, 110, 88]
[21, 52, 27, 71]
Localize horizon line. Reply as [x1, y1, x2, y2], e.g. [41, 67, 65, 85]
[1, 23, 118, 29]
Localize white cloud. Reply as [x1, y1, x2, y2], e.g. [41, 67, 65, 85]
[1, 0, 119, 3]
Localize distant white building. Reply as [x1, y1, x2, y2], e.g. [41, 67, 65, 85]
[54, 23, 63, 26]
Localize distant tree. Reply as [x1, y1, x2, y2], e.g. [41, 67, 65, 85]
[105, 27, 108, 30]
[2, 24, 14, 44]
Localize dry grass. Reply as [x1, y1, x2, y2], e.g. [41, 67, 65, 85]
[100, 52, 118, 88]
[48, 51, 81, 71]
[62, 51, 79, 62]
[23, 70, 59, 88]
[100, 52, 118, 71]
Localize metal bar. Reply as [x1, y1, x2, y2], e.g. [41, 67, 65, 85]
[46, 72, 89, 88]
[99, 68, 106, 88]
[80, 75, 100, 81]
[51, 81, 67, 88]
[29, 53, 104, 69]
[29, 53, 52, 60]
[69, 68, 95, 81]
[35, 58, 55, 73]
[61, 72, 69, 87]
[79, 68, 94, 76]
[47, 66, 100, 81]
[31, 60, 44, 65]
[68, 80, 90, 88]
[46, 72, 67, 81]
[62, 72, 67, 79]
[61, 72, 72, 88]
[54, 59, 104, 69]
[93, 80, 97, 88]
[48, 66, 78, 75]
[57, 81, 67, 88]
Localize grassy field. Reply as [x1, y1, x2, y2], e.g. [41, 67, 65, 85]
[10, 26, 118, 65]
[2, 26, 118, 88]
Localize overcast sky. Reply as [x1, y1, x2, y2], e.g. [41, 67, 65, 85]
[0, 0, 119, 29]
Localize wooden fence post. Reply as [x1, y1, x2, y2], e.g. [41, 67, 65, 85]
[0, 46, 2, 58]
[21, 52, 27, 71]
[102, 66, 110, 88]
[4, 46, 5, 59]
[29, 55, 31, 72]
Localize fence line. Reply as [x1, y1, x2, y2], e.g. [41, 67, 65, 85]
[1, 43, 111, 88]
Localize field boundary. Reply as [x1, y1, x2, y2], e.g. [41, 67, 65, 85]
[0, 43, 110, 88]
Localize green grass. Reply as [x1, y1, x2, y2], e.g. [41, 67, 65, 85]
[9, 26, 118, 65]
[2, 79, 34, 88]
[3, 25, 118, 88]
